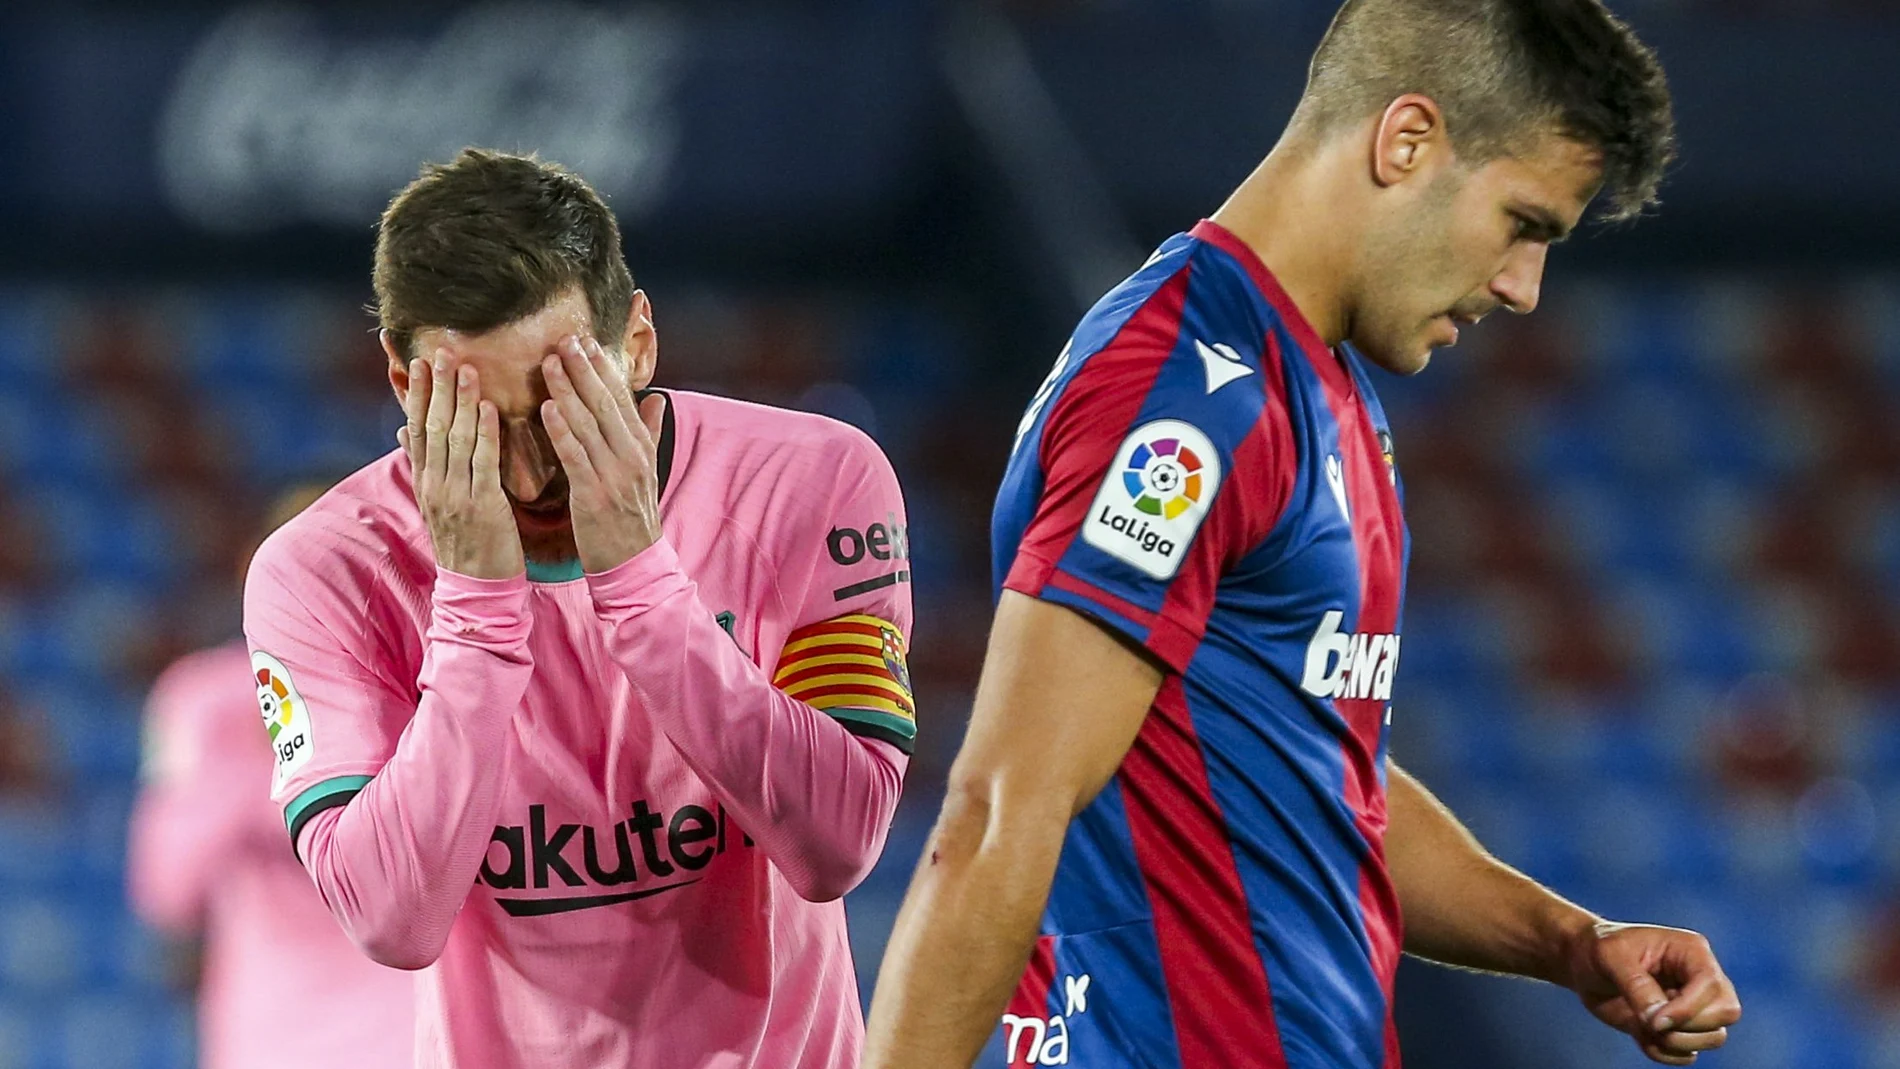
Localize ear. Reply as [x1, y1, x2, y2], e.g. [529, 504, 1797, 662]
[621, 290, 658, 391]
[1370, 93, 1448, 188]
[381, 329, 411, 405]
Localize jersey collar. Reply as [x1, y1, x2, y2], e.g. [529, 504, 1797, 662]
[523, 389, 677, 585]
[1188, 219, 1355, 398]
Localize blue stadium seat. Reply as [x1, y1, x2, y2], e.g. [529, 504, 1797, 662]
[25, 680, 141, 782]
[0, 992, 55, 1069]
[1594, 288, 1710, 380]
[59, 993, 159, 1069]
[0, 899, 83, 995]
[0, 807, 79, 890]
[1524, 413, 1618, 482]
[12, 486, 109, 583]
[181, 292, 321, 392]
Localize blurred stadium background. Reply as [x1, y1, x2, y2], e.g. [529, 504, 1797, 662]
[0, 2, 1895, 1067]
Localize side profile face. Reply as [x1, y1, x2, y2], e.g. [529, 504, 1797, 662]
[383, 286, 655, 564]
[1350, 113, 1605, 376]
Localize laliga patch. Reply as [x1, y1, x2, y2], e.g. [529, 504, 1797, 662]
[1082, 419, 1222, 580]
[253, 650, 312, 790]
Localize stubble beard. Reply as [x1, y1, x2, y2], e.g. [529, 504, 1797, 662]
[515, 514, 580, 565]
[1353, 177, 1470, 375]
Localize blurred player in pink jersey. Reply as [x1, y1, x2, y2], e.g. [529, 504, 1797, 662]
[129, 485, 414, 1069]
[242, 148, 917, 1069]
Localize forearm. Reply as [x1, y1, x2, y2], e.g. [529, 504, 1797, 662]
[298, 571, 533, 969]
[589, 539, 907, 901]
[1387, 761, 1598, 985]
[864, 784, 1067, 1069]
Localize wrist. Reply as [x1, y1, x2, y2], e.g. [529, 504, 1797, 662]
[1537, 900, 1607, 990]
[585, 537, 685, 614]
[430, 567, 533, 645]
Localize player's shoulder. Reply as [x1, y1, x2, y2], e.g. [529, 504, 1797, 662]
[673, 390, 893, 487]
[1062, 228, 1270, 392]
[149, 640, 253, 707]
[247, 451, 428, 603]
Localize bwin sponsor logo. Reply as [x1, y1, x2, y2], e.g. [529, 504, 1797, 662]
[1093, 507, 1177, 557]
[478, 801, 753, 916]
[1299, 610, 1402, 702]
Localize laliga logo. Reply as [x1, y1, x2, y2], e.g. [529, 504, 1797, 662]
[1122, 437, 1207, 520]
[1083, 420, 1223, 580]
[252, 651, 313, 784]
[257, 667, 304, 765]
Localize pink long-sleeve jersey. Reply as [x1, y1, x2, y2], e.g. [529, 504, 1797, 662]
[243, 390, 915, 1069]
[127, 641, 415, 1069]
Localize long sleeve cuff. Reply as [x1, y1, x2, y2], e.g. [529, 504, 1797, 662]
[585, 539, 691, 617]
[432, 567, 533, 652]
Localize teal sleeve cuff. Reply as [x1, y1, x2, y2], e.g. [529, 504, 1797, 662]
[283, 775, 373, 860]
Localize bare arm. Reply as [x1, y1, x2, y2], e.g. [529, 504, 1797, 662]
[862, 592, 1161, 1069]
[1389, 762, 1742, 1065]
[1387, 761, 1595, 982]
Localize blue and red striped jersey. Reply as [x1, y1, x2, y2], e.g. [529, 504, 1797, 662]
[990, 220, 1410, 1069]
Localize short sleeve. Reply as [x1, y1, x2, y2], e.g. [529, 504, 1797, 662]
[243, 521, 414, 845]
[771, 426, 916, 753]
[1001, 297, 1287, 673]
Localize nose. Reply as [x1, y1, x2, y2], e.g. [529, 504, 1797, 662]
[1491, 241, 1548, 315]
[500, 417, 559, 502]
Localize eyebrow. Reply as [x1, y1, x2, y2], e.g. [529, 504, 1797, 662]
[1515, 205, 1574, 244]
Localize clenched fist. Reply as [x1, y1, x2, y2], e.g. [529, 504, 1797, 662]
[1568, 920, 1742, 1066]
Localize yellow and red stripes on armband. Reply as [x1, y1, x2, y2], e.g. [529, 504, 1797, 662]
[773, 614, 916, 754]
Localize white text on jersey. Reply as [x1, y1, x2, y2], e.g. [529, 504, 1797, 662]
[1299, 610, 1401, 703]
[1001, 972, 1093, 1066]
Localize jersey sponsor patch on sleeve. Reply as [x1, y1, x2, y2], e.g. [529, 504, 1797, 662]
[824, 514, 911, 602]
[1080, 419, 1223, 580]
[253, 649, 312, 791]
[772, 614, 916, 753]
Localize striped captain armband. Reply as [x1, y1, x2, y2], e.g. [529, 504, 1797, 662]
[772, 614, 916, 754]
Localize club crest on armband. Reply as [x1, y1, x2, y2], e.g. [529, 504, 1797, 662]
[881, 625, 912, 695]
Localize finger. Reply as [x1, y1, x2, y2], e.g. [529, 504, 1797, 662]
[1655, 969, 1738, 1032]
[542, 399, 599, 486]
[1655, 1027, 1728, 1055]
[586, 334, 642, 426]
[1638, 1038, 1696, 1067]
[1598, 942, 1672, 1029]
[446, 364, 480, 492]
[403, 357, 431, 454]
[472, 400, 503, 500]
[543, 353, 616, 472]
[423, 353, 455, 482]
[565, 336, 640, 456]
[559, 334, 616, 411]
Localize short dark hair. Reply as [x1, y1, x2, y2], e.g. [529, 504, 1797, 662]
[374, 148, 635, 359]
[1295, 0, 1676, 222]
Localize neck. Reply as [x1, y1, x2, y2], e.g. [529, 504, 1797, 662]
[1208, 134, 1358, 346]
